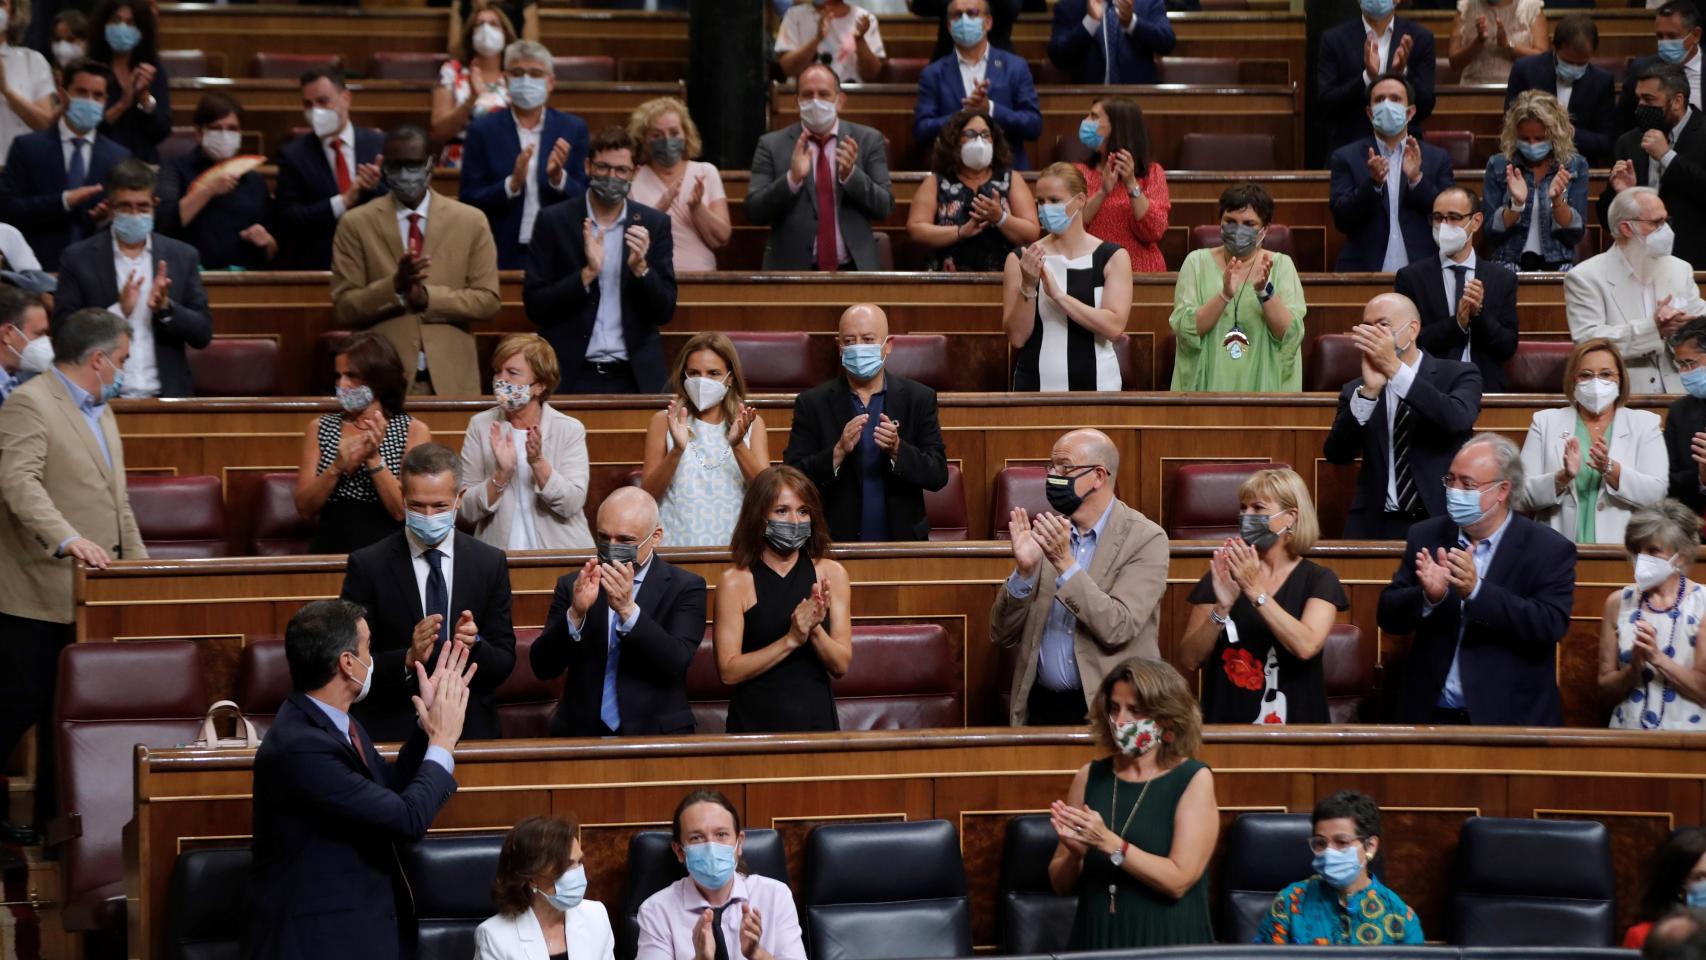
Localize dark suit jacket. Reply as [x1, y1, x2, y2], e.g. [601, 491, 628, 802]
[157, 149, 275, 271]
[458, 108, 590, 269]
[1329, 135, 1455, 271]
[274, 127, 387, 270]
[522, 196, 676, 393]
[0, 128, 130, 271]
[782, 373, 950, 541]
[1316, 16, 1437, 154]
[1504, 53, 1617, 165]
[53, 230, 214, 398]
[339, 531, 517, 741]
[1596, 110, 1706, 272]
[914, 48, 1042, 169]
[746, 120, 893, 271]
[1046, 0, 1175, 84]
[1394, 255, 1519, 391]
[1617, 52, 1703, 134]
[530, 556, 707, 737]
[1378, 513, 1575, 725]
[1664, 393, 1706, 514]
[96, 57, 172, 163]
[910, 0, 1022, 60]
[240, 694, 456, 960]
[1323, 352, 1484, 536]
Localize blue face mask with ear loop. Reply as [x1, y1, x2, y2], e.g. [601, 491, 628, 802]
[1681, 365, 1706, 400]
[1313, 843, 1366, 890]
[1660, 37, 1690, 63]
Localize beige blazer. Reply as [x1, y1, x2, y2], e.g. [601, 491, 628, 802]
[330, 190, 501, 397]
[1564, 248, 1706, 394]
[473, 898, 615, 960]
[458, 404, 594, 550]
[1520, 404, 1669, 544]
[0, 371, 146, 622]
[990, 498, 1169, 726]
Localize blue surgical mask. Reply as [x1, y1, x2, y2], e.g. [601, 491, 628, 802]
[104, 22, 141, 53]
[406, 508, 455, 546]
[112, 212, 153, 246]
[508, 74, 547, 111]
[1517, 140, 1552, 162]
[1445, 485, 1491, 528]
[1682, 366, 1706, 400]
[98, 354, 124, 403]
[535, 865, 587, 911]
[1312, 844, 1365, 890]
[950, 13, 985, 47]
[684, 841, 738, 891]
[1660, 38, 1690, 64]
[65, 96, 105, 133]
[1555, 59, 1587, 83]
[1039, 202, 1074, 235]
[1359, 0, 1394, 19]
[1370, 100, 1409, 139]
[841, 343, 884, 380]
[1688, 881, 1706, 909]
[1077, 118, 1104, 151]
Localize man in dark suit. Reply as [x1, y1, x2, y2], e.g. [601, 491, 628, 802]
[339, 443, 516, 742]
[52, 158, 213, 399]
[1598, 63, 1706, 272]
[241, 598, 473, 960]
[1045, 0, 1176, 84]
[747, 64, 893, 271]
[1378, 433, 1576, 726]
[273, 65, 386, 270]
[784, 303, 950, 542]
[1324, 292, 1484, 540]
[0, 59, 129, 271]
[1504, 16, 1618, 165]
[458, 40, 590, 270]
[914, 0, 1042, 169]
[1394, 186, 1518, 392]
[530, 487, 706, 738]
[523, 126, 675, 394]
[1316, 6, 1436, 154]
[1615, 0, 1702, 134]
[1664, 319, 1706, 513]
[1330, 74, 1455, 272]
[910, 0, 1021, 60]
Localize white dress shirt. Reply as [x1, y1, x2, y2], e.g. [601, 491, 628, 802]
[1374, 136, 1409, 272]
[1421, 510, 1513, 708]
[1555, 76, 1574, 112]
[957, 46, 990, 112]
[1349, 354, 1422, 511]
[107, 236, 161, 398]
[1441, 248, 1478, 363]
[407, 526, 457, 639]
[322, 122, 358, 219]
[504, 426, 539, 550]
[58, 118, 96, 210]
[1362, 17, 1395, 85]
[0, 223, 42, 271]
[784, 121, 850, 265]
[502, 112, 568, 246]
[1688, 51, 1702, 112]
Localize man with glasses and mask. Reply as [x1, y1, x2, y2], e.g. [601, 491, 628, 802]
[1325, 292, 1483, 540]
[0, 287, 50, 404]
[524, 126, 675, 394]
[1600, 64, 1706, 271]
[1570, 186, 1706, 394]
[1378, 432, 1574, 725]
[1256, 791, 1423, 945]
[1395, 186, 1518, 391]
[990, 428, 1168, 726]
[332, 124, 499, 397]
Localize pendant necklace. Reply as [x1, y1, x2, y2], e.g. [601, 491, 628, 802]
[1106, 772, 1153, 914]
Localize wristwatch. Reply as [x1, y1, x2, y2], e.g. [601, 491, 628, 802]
[1252, 592, 1269, 607]
[1256, 281, 1276, 304]
[1127, 185, 1144, 201]
[1110, 840, 1128, 866]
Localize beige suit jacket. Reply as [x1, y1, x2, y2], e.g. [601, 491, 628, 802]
[330, 191, 501, 396]
[1564, 248, 1706, 394]
[0, 371, 146, 623]
[990, 498, 1169, 726]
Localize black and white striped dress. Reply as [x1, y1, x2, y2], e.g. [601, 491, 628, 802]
[1012, 241, 1123, 392]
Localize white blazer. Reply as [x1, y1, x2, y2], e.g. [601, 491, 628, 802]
[474, 898, 616, 960]
[458, 404, 594, 550]
[1564, 248, 1706, 394]
[1519, 404, 1669, 544]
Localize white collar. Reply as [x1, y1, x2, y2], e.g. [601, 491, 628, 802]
[956, 43, 988, 68]
[1362, 16, 1393, 39]
[114, 234, 152, 262]
[323, 122, 354, 146]
[395, 190, 433, 220]
[1442, 248, 1477, 270]
[1672, 107, 1694, 142]
[59, 118, 92, 142]
[407, 527, 456, 560]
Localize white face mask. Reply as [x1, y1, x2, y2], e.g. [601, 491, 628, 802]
[799, 98, 838, 135]
[1635, 553, 1680, 591]
[683, 375, 728, 413]
[1574, 377, 1620, 414]
[13, 333, 53, 374]
[1433, 223, 1469, 258]
[53, 40, 85, 67]
[201, 129, 241, 161]
[472, 23, 506, 56]
[348, 652, 374, 703]
[960, 139, 993, 171]
[1642, 222, 1676, 260]
[306, 106, 342, 138]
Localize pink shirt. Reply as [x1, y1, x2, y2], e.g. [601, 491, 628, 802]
[630, 160, 727, 273]
[635, 874, 805, 960]
[784, 122, 849, 266]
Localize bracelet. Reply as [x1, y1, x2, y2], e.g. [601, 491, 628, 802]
[1210, 609, 1231, 625]
[1021, 284, 1038, 299]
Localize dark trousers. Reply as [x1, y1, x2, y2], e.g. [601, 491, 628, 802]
[566, 360, 640, 395]
[0, 614, 71, 826]
[1025, 683, 1088, 727]
[1344, 506, 1430, 540]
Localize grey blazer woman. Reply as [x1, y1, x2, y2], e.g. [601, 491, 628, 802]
[459, 404, 593, 549]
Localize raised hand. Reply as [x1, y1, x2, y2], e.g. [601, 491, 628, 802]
[1505, 161, 1528, 206]
[726, 403, 758, 444]
[1365, 147, 1389, 184]
[452, 609, 479, 647]
[545, 138, 570, 183]
[1609, 159, 1637, 193]
[147, 259, 171, 312]
[569, 557, 602, 621]
[624, 224, 651, 274]
[1457, 278, 1484, 325]
[509, 144, 537, 194]
[1561, 434, 1581, 482]
[835, 135, 859, 182]
[1415, 548, 1450, 605]
[873, 413, 901, 456]
[118, 270, 144, 316]
[1009, 507, 1043, 575]
[1444, 544, 1477, 599]
[790, 131, 814, 184]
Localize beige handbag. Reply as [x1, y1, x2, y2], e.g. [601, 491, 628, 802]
[193, 699, 261, 749]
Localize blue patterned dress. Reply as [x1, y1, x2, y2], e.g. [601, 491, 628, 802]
[1255, 875, 1424, 945]
[656, 418, 749, 548]
[1611, 580, 1706, 730]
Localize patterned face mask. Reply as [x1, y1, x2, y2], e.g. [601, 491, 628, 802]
[1110, 717, 1161, 756]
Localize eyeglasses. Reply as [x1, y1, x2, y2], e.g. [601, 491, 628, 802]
[1429, 212, 1476, 225]
[1307, 835, 1367, 855]
[589, 161, 635, 178]
[506, 67, 550, 80]
[960, 130, 992, 143]
[1047, 463, 1105, 478]
[1441, 475, 1506, 492]
[1630, 216, 1673, 228]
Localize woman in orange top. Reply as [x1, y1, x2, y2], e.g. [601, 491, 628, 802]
[1073, 96, 1169, 273]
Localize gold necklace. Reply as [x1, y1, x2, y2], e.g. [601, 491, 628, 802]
[1106, 771, 1154, 914]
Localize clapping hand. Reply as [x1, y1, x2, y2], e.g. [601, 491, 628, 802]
[133, 63, 157, 101]
[1505, 161, 1528, 206]
[1365, 147, 1389, 184]
[509, 144, 537, 194]
[1632, 619, 1661, 668]
[1561, 434, 1581, 482]
[687, 176, 706, 209]
[740, 905, 764, 960]
[1350, 322, 1401, 387]
[855, 12, 873, 38]
[1390, 35, 1414, 72]
[835, 135, 859, 182]
[969, 193, 1004, 228]
[525, 425, 543, 465]
[1209, 541, 1240, 609]
[789, 131, 814, 184]
[1548, 165, 1573, 202]
[1223, 536, 1261, 590]
[490, 421, 516, 476]
[873, 413, 901, 456]
[1049, 800, 1114, 856]
[147, 259, 171, 312]
[239, 224, 277, 257]
[581, 219, 605, 278]
[337, 424, 377, 474]
[726, 403, 758, 444]
[1363, 33, 1382, 77]
[409, 613, 444, 668]
[348, 162, 382, 206]
[1031, 511, 1074, 571]
[545, 138, 570, 184]
[1008, 507, 1043, 577]
[1656, 295, 1691, 338]
[1400, 136, 1421, 182]
[625, 224, 651, 274]
[568, 556, 602, 623]
[452, 609, 479, 648]
[1415, 548, 1452, 605]
[1493, 17, 1511, 53]
[1691, 430, 1706, 482]
[1248, 251, 1274, 294]
[118, 270, 144, 317]
[1113, 0, 1134, 27]
[600, 555, 638, 620]
[1610, 159, 1637, 192]
[665, 399, 693, 448]
[835, 413, 869, 459]
[692, 909, 718, 960]
[1456, 278, 1484, 326]
[962, 78, 990, 113]
[788, 583, 828, 643]
[1444, 544, 1478, 599]
[411, 638, 477, 751]
[1019, 242, 1046, 287]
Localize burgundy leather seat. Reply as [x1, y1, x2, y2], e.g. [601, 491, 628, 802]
[128, 475, 229, 559]
[1502, 341, 1573, 394]
[884, 334, 951, 391]
[56, 640, 209, 932]
[368, 51, 448, 81]
[251, 52, 341, 79]
[1323, 624, 1370, 723]
[1177, 133, 1276, 171]
[877, 57, 929, 84]
[235, 636, 289, 736]
[1158, 56, 1238, 84]
[553, 56, 616, 82]
[726, 331, 820, 391]
[188, 337, 281, 397]
[1424, 129, 1474, 169]
[924, 463, 967, 541]
[1188, 223, 1295, 258]
[991, 466, 1049, 540]
[1156, 332, 1175, 394]
[1304, 334, 1362, 393]
[249, 472, 317, 556]
[159, 49, 213, 77]
[496, 629, 564, 739]
[1165, 461, 1289, 540]
[1113, 334, 1142, 390]
[159, 126, 200, 162]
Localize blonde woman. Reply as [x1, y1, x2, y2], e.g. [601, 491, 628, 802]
[1483, 90, 1587, 271]
[1599, 500, 1706, 731]
[1448, 0, 1548, 84]
[627, 96, 730, 272]
[431, 1, 515, 168]
[640, 332, 769, 547]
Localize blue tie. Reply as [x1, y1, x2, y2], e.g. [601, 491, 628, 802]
[599, 609, 621, 732]
[67, 138, 87, 190]
[424, 548, 449, 646]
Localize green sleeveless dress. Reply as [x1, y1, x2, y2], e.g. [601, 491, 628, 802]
[1068, 757, 1216, 948]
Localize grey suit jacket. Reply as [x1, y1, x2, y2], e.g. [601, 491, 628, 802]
[745, 120, 894, 270]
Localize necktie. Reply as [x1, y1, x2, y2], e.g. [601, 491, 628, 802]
[1449, 264, 1468, 319]
[407, 213, 423, 256]
[424, 548, 449, 646]
[710, 904, 731, 960]
[348, 721, 370, 772]
[67, 138, 87, 190]
[814, 135, 838, 272]
[599, 602, 622, 733]
[330, 137, 352, 194]
[1392, 399, 1420, 515]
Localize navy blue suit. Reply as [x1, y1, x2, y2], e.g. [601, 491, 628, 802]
[1046, 0, 1175, 84]
[1329, 135, 1455, 271]
[240, 693, 457, 960]
[1395, 255, 1519, 392]
[0, 128, 129, 271]
[458, 108, 590, 270]
[523, 196, 676, 393]
[914, 48, 1042, 169]
[1316, 17, 1437, 154]
[1505, 53, 1617, 165]
[1617, 52, 1702, 134]
[1379, 513, 1575, 726]
[274, 127, 387, 270]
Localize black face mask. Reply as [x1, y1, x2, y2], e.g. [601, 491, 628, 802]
[1044, 467, 1097, 516]
[764, 519, 812, 554]
[1634, 104, 1671, 133]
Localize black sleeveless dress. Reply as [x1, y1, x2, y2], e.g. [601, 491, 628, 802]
[725, 555, 839, 733]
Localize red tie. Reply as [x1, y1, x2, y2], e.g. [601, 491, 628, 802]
[348, 721, 370, 771]
[814, 135, 838, 272]
[329, 137, 351, 194]
[407, 213, 423, 256]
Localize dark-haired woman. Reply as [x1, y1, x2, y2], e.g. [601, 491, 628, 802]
[1624, 827, 1706, 948]
[294, 332, 431, 554]
[713, 465, 852, 733]
[86, 0, 169, 162]
[1074, 96, 1169, 273]
[476, 814, 615, 960]
[906, 109, 1039, 272]
[157, 93, 276, 270]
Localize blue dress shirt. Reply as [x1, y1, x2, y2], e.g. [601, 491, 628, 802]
[585, 201, 630, 363]
[850, 389, 888, 541]
[52, 366, 111, 469]
[1004, 499, 1114, 691]
[1423, 509, 1514, 709]
[564, 557, 650, 732]
[306, 692, 454, 774]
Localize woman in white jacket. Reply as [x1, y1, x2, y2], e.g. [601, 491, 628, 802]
[1520, 338, 1669, 544]
[460, 334, 594, 550]
[476, 815, 615, 960]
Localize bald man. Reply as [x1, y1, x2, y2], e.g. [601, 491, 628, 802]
[530, 487, 707, 737]
[1324, 293, 1483, 540]
[783, 304, 949, 541]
